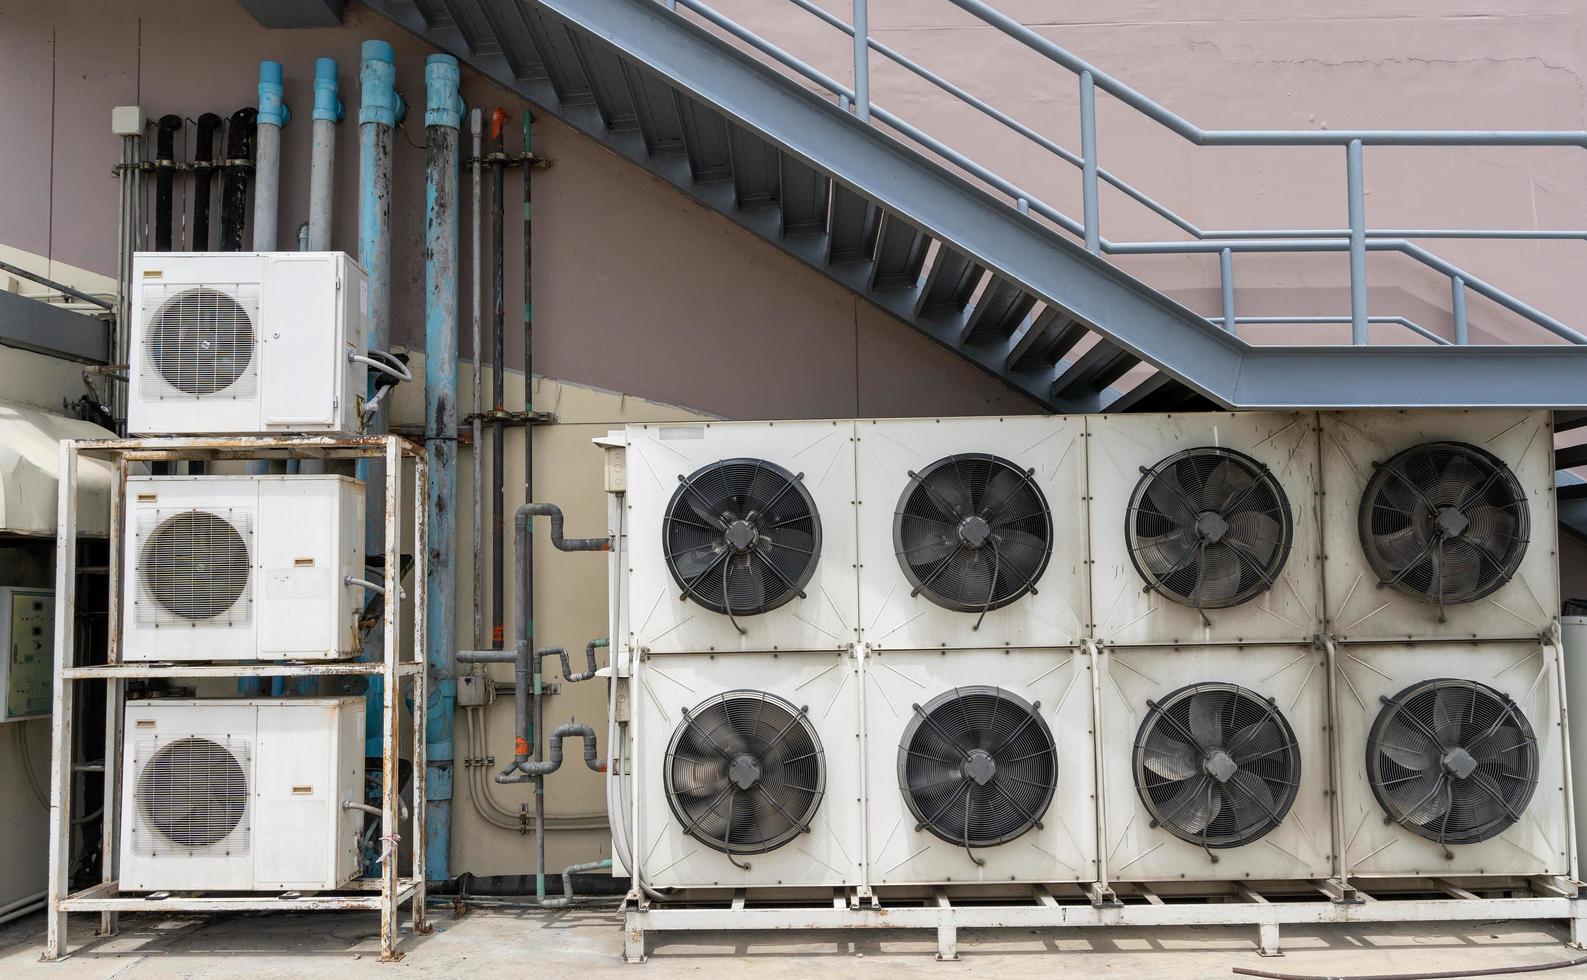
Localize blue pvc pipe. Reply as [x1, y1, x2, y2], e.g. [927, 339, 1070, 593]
[313, 57, 344, 122]
[422, 52, 464, 883]
[257, 60, 289, 127]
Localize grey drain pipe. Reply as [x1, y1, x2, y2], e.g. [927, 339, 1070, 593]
[458, 501, 610, 904]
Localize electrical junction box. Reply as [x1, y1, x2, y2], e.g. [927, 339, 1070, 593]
[1, 587, 53, 722]
[111, 105, 146, 137]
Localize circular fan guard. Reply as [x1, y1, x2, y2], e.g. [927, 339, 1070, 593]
[1358, 441, 1529, 608]
[663, 459, 821, 629]
[148, 287, 256, 394]
[140, 510, 250, 621]
[1127, 447, 1293, 609]
[893, 453, 1053, 621]
[1133, 682, 1301, 850]
[664, 690, 825, 858]
[1366, 678, 1538, 847]
[898, 686, 1056, 856]
[138, 736, 248, 848]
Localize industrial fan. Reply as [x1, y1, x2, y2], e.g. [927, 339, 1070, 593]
[664, 691, 825, 862]
[893, 453, 1053, 626]
[1366, 678, 1538, 848]
[1358, 441, 1529, 609]
[663, 458, 822, 632]
[138, 509, 252, 623]
[137, 736, 250, 852]
[1133, 682, 1300, 851]
[898, 686, 1056, 862]
[146, 286, 257, 395]
[1126, 447, 1292, 609]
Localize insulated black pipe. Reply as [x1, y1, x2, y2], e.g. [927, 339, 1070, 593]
[154, 115, 183, 251]
[192, 113, 222, 250]
[219, 107, 258, 251]
[490, 108, 507, 656]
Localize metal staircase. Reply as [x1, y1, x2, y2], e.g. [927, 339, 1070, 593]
[362, 0, 1587, 415]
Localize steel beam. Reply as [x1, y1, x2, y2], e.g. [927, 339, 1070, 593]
[0, 289, 110, 363]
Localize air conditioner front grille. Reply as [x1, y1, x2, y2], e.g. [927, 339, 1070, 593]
[135, 508, 253, 626]
[134, 734, 251, 855]
[141, 284, 259, 398]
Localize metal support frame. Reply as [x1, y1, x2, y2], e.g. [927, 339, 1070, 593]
[45, 435, 430, 962]
[622, 884, 1587, 963]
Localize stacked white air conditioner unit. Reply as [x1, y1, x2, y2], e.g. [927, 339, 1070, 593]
[128, 252, 369, 436]
[855, 416, 1097, 887]
[123, 474, 366, 662]
[1320, 410, 1571, 881]
[622, 421, 864, 889]
[1087, 412, 1333, 883]
[119, 698, 365, 891]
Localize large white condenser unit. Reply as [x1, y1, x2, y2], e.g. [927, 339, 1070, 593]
[118, 698, 365, 892]
[128, 251, 370, 435]
[123, 474, 365, 662]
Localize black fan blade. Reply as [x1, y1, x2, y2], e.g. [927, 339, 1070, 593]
[1226, 510, 1282, 564]
[930, 468, 975, 519]
[1143, 468, 1196, 525]
[1188, 690, 1225, 749]
[899, 518, 957, 565]
[1378, 723, 1438, 772]
[671, 542, 721, 581]
[1431, 685, 1465, 748]
[673, 758, 730, 798]
[1203, 457, 1253, 511]
[1229, 719, 1285, 764]
[992, 527, 1049, 580]
[1226, 770, 1278, 821]
[1143, 736, 1200, 780]
[980, 465, 1025, 519]
[1372, 525, 1427, 571]
[1468, 724, 1527, 766]
[1463, 504, 1518, 558]
[731, 558, 769, 611]
[1136, 527, 1196, 577]
[1431, 549, 1481, 598]
[1164, 777, 1220, 835]
[1434, 452, 1482, 506]
[1386, 768, 1448, 825]
[952, 553, 995, 606]
[1195, 550, 1243, 604]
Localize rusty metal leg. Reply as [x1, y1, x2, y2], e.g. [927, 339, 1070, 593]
[379, 436, 404, 962]
[623, 904, 648, 964]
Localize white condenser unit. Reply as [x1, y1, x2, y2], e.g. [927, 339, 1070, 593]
[1319, 410, 1556, 642]
[623, 421, 857, 654]
[1086, 413, 1322, 647]
[123, 475, 365, 662]
[862, 647, 1097, 887]
[629, 650, 863, 889]
[128, 251, 368, 435]
[855, 417, 1088, 651]
[1098, 645, 1333, 882]
[1333, 642, 1571, 878]
[119, 698, 365, 892]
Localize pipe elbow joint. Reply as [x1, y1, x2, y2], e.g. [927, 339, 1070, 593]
[313, 58, 344, 123]
[258, 60, 290, 127]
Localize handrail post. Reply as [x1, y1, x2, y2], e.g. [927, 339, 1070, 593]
[1080, 69, 1099, 253]
[852, 0, 869, 122]
[1451, 275, 1469, 345]
[1219, 247, 1236, 334]
[1346, 138, 1368, 344]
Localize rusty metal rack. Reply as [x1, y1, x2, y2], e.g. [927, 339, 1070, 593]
[45, 435, 430, 962]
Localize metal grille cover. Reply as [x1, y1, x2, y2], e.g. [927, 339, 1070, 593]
[1133, 682, 1301, 850]
[1366, 678, 1538, 847]
[1358, 441, 1529, 608]
[141, 284, 259, 397]
[135, 508, 253, 626]
[1127, 447, 1293, 609]
[664, 690, 825, 857]
[134, 735, 251, 855]
[898, 686, 1056, 851]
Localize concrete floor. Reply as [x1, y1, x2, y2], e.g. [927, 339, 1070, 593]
[2, 904, 1585, 978]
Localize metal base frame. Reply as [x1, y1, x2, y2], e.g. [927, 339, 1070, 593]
[45, 435, 431, 962]
[620, 881, 1587, 963]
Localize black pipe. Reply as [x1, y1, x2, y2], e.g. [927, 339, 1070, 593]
[192, 113, 222, 250]
[219, 108, 258, 251]
[154, 115, 183, 251]
[490, 108, 507, 658]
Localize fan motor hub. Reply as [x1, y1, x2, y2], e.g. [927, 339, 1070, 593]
[728, 753, 763, 790]
[956, 515, 993, 549]
[1434, 506, 1470, 539]
[724, 519, 758, 553]
[1194, 510, 1230, 544]
[960, 748, 998, 786]
[1441, 746, 1478, 780]
[1203, 748, 1239, 784]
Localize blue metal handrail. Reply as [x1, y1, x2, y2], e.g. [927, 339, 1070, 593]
[663, 0, 1587, 348]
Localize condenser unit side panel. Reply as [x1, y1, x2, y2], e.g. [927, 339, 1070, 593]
[261, 254, 339, 427]
[253, 698, 363, 890]
[1334, 642, 1570, 878]
[1085, 413, 1324, 648]
[854, 416, 1089, 652]
[254, 477, 360, 659]
[1099, 646, 1334, 882]
[1319, 410, 1557, 643]
[337, 252, 369, 434]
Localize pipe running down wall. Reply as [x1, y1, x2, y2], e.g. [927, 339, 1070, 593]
[253, 60, 287, 251]
[423, 52, 466, 883]
[307, 57, 343, 252]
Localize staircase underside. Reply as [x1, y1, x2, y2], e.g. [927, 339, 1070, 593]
[364, 0, 1587, 415]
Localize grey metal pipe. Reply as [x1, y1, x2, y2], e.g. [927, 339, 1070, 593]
[254, 61, 287, 251]
[523, 502, 615, 553]
[850, 0, 868, 122]
[539, 858, 613, 909]
[1346, 139, 1369, 345]
[307, 58, 343, 252]
[1218, 247, 1235, 333]
[1451, 276, 1469, 346]
[503, 724, 606, 780]
[1078, 70, 1099, 253]
[538, 640, 606, 683]
[490, 108, 508, 660]
[469, 107, 484, 664]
